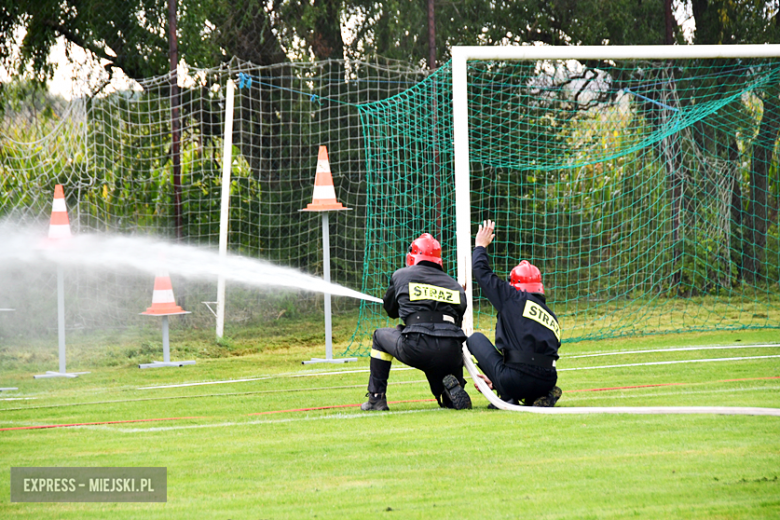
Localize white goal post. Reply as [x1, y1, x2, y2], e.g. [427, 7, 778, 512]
[451, 44, 780, 336]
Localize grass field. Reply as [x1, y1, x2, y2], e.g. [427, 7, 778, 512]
[1, 317, 779, 519]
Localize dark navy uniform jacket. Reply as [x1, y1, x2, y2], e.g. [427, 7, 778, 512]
[383, 261, 468, 340]
[472, 246, 560, 359]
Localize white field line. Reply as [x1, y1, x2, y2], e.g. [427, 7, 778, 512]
[557, 354, 780, 372]
[134, 366, 358, 390]
[563, 385, 780, 402]
[90, 408, 438, 433]
[0, 380, 429, 412]
[150, 354, 779, 387]
[137, 366, 414, 390]
[138, 344, 779, 390]
[563, 343, 780, 359]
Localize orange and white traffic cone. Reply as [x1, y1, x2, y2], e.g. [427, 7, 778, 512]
[141, 271, 189, 316]
[139, 270, 193, 368]
[301, 146, 349, 212]
[48, 184, 72, 239]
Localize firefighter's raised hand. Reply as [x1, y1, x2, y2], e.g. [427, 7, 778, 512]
[475, 220, 495, 248]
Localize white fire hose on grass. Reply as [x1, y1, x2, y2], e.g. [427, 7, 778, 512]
[461, 344, 780, 417]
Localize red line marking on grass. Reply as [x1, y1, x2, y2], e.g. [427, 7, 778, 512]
[568, 383, 687, 392]
[719, 376, 780, 382]
[0, 416, 203, 432]
[248, 399, 436, 415]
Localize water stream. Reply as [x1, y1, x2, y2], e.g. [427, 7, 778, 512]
[0, 225, 382, 304]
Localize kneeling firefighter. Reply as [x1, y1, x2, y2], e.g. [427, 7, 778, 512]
[361, 233, 472, 411]
[467, 220, 562, 407]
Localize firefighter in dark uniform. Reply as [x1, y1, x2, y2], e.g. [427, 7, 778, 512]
[361, 233, 472, 411]
[467, 220, 562, 407]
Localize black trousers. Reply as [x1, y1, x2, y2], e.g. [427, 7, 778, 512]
[466, 332, 556, 404]
[368, 327, 466, 401]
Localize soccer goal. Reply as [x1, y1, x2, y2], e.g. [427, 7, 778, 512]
[349, 44, 780, 354]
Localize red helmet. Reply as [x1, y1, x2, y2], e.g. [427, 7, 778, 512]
[510, 260, 544, 294]
[406, 233, 443, 267]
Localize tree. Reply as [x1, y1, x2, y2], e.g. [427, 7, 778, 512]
[1, 0, 672, 88]
[2, 0, 169, 83]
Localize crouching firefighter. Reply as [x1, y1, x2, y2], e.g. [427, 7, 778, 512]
[467, 220, 562, 407]
[362, 233, 472, 411]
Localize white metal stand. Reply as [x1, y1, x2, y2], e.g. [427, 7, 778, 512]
[216, 79, 236, 339]
[0, 311, 16, 386]
[34, 265, 89, 379]
[303, 212, 357, 365]
[139, 315, 196, 369]
[202, 301, 218, 317]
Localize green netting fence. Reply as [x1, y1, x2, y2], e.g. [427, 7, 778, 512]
[346, 58, 780, 354]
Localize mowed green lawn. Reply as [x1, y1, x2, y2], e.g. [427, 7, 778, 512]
[1, 328, 779, 519]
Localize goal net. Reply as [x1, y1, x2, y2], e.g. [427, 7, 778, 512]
[347, 46, 780, 354]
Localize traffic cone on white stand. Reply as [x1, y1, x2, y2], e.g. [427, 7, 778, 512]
[301, 145, 349, 211]
[35, 185, 89, 379]
[141, 272, 189, 316]
[139, 270, 194, 369]
[300, 146, 356, 365]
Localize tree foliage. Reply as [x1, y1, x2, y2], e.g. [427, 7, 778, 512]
[3, 1, 779, 84]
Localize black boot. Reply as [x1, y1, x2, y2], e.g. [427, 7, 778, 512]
[361, 392, 389, 411]
[442, 375, 472, 410]
[532, 386, 563, 407]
